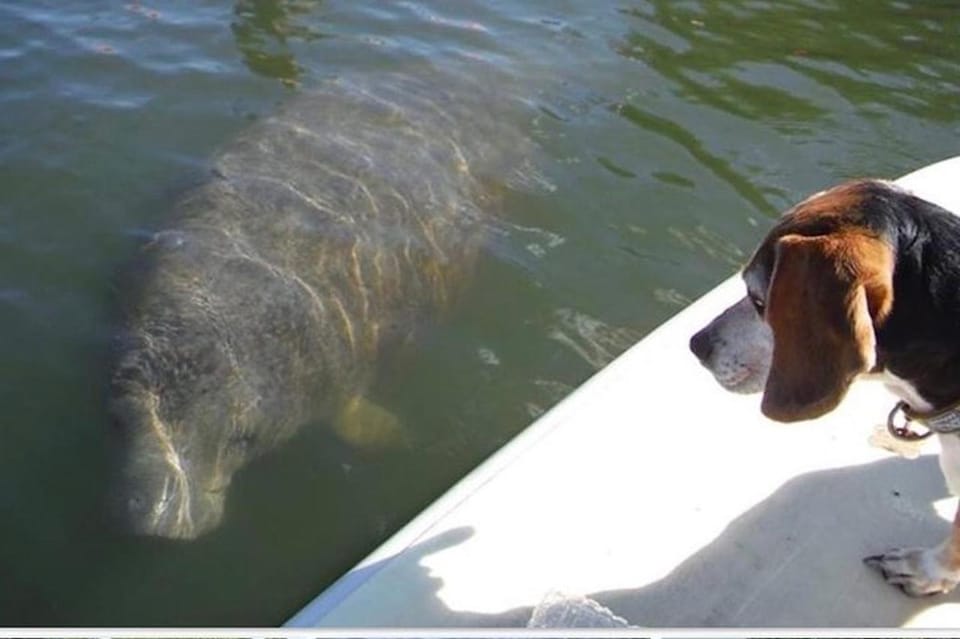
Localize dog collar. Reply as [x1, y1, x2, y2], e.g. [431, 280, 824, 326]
[887, 400, 960, 441]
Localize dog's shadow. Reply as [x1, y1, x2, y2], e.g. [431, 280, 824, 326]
[292, 452, 959, 628]
[585, 452, 959, 627]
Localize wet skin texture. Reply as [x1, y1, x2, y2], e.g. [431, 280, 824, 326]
[107, 70, 525, 539]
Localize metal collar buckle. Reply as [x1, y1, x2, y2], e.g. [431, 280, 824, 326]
[887, 401, 934, 442]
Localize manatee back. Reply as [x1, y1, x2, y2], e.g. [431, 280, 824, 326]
[107, 65, 537, 539]
[196, 70, 529, 353]
[117, 66, 532, 438]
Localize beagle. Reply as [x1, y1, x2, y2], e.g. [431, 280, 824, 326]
[689, 178, 960, 597]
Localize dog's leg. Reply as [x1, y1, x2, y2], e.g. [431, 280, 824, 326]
[864, 502, 960, 597]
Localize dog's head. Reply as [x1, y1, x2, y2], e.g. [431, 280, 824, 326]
[690, 180, 896, 422]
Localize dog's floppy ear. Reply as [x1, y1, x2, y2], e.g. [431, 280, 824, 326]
[761, 232, 893, 422]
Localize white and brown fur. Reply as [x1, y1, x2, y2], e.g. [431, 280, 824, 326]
[690, 179, 960, 596]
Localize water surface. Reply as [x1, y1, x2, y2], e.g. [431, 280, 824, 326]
[1, 0, 958, 625]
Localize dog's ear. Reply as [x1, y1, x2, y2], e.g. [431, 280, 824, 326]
[761, 232, 893, 422]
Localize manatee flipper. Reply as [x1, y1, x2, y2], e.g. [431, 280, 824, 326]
[333, 395, 407, 450]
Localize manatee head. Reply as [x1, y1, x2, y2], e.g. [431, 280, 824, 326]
[106, 320, 255, 540]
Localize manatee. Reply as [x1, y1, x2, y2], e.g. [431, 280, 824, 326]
[107, 69, 530, 539]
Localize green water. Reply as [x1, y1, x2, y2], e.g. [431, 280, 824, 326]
[1, 0, 958, 626]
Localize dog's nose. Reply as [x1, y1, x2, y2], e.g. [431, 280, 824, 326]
[689, 329, 713, 362]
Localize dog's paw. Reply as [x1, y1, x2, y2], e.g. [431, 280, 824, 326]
[863, 547, 960, 597]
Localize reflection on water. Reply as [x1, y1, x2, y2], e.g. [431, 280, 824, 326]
[611, 100, 779, 216]
[231, 0, 325, 87]
[616, 1, 960, 123]
[549, 308, 641, 371]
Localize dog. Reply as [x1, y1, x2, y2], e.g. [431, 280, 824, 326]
[689, 178, 960, 597]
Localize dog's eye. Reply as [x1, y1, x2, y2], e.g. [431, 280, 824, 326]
[749, 295, 765, 314]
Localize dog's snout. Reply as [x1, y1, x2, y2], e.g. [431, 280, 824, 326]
[689, 329, 713, 363]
